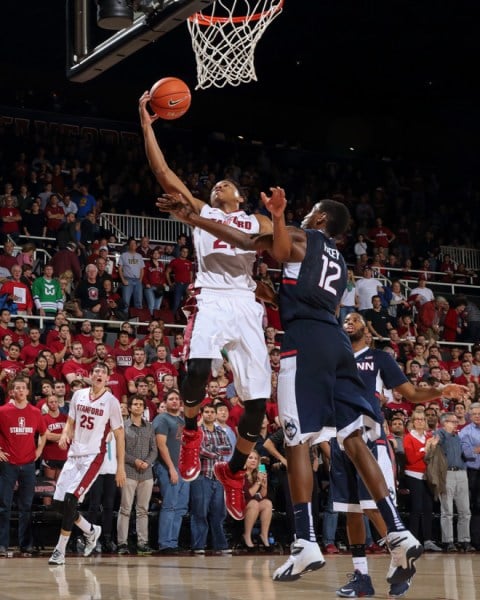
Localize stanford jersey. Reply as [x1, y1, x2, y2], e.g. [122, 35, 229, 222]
[280, 229, 346, 327]
[193, 205, 260, 292]
[68, 388, 123, 457]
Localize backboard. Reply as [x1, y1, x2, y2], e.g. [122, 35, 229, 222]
[66, 0, 213, 82]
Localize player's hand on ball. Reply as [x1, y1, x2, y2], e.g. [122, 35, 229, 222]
[138, 91, 160, 125]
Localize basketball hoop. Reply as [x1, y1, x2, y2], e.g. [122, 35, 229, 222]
[187, 0, 284, 90]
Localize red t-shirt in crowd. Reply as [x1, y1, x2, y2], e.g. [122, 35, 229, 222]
[42, 412, 69, 462]
[150, 361, 178, 385]
[123, 365, 153, 386]
[0, 403, 46, 464]
[106, 371, 128, 401]
[20, 343, 47, 366]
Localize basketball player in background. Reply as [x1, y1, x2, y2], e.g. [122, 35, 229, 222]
[139, 92, 272, 521]
[156, 190, 432, 591]
[48, 363, 125, 565]
[333, 312, 468, 598]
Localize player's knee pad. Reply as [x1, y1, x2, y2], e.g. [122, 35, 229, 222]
[61, 492, 79, 532]
[181, 358, 212, 407]
[237, 398, 267, 442]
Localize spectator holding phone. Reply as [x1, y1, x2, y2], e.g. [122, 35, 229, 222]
[242, 449, 273, 551]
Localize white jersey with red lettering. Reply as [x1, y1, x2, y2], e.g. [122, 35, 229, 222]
[67, 387, 123, 457]
[185, 205, 271, 401]
[193, 205, 260, 293]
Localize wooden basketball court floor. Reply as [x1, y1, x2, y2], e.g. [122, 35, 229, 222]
[0, 552, 478, 600]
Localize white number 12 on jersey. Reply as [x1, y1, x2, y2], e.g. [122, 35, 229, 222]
[319, 255, 342, 296]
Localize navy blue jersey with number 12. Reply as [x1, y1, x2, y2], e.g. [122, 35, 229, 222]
[280, 229, 347, 327]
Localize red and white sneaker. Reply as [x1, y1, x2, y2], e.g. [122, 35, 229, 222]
[214, 462, 246, 520]
[178, 429, 203, 482]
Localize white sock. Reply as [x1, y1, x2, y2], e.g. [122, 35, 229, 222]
[56, 534, 70, 554]
[352, 556, 368, 574]
[76, 515, 93, 534]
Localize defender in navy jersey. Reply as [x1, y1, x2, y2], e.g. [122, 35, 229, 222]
[333, 313, 468, 598]
[140, 93, 273, 522]
[154, 189, 439, 589]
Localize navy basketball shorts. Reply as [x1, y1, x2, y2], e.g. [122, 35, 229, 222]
[278, 319, 380, 447]
[330, 435, 397, 512]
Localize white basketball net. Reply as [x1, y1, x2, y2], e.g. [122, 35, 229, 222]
[187, 0, 284, 90]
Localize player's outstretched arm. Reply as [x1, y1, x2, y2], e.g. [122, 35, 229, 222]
[139, 92, 203, 214]
[261, 187, 304, 263]
[397, 381, 469, 405]
[157, 193, 272, 253]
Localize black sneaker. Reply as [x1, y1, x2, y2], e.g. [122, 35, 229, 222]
[137, 544, 153, 555]
[336, 570, 375, 597]
[117, 544, 129, 555]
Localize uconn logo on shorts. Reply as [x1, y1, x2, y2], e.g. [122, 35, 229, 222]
[283, 420, 297, 441]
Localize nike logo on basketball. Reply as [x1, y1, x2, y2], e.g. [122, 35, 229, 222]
[168, 97, 187, 106]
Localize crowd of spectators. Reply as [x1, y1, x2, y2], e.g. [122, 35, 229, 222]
[1, 115, 480, 555]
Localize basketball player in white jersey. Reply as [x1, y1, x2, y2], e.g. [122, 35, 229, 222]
[139, 92, 272, 521]
[48, 363, 126, 565]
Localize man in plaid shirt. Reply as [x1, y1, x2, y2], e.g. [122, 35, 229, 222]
[189, 403, 233, 555]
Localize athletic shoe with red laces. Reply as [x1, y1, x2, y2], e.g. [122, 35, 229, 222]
[214, 462, 246, 520]
[324, 543, 340, 554]
[179, 429, 203, 482]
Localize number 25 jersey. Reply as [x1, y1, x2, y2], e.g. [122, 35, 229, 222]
[280, 228, 347, 327]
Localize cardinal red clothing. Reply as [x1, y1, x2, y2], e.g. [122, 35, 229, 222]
[0, 403, 46, 464]
[403, 430, 429, 477]
[385, 400, 415, 417]
[61, 359, 89, 382]
[0, 206, 21, 235]
[150, 360, 178, 385]
[45, 204, 65, 232]
[0, 359, 25, 390]
[49, 339, 72, 360]
[113, 347, 134, 374]
[20, 343, 47, 366]
[106, 371, 128, 401]
[42, 412, 68, 462]
[46, 328, 61, 346]
[0, 280, 33, 313]
[10, 330, 29, 349]
[443, 308, 462, 342]
[123, 365, 153, 386]
[84, 340, 114, 359]
[454, 373, 479, 386]
[367, 224, 395, 249]
[143, 261, 167, 287]
[167, 256, 193, 284]
[73, 333, 93, 347]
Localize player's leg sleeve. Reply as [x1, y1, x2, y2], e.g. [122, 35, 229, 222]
[61, 492, 80, 532]
[181, 358, 212, 407]
[238, 398, 267, 441]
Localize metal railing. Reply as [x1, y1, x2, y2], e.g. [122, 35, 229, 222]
[439, 245, 480, 271]
[99, 213, 191, 244]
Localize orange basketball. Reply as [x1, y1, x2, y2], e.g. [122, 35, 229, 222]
[149, 77, 191, 120]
